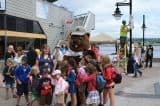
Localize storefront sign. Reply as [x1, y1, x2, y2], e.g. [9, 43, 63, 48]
[0, 0, 6, 11]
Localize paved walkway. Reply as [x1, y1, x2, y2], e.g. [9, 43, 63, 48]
[113, 63, 160, 106]
[0, 63, 160, 106]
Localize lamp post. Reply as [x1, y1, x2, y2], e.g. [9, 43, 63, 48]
[112, 0, 133, 55]
[142, 15, 146, 46]
[113, 0, 134, 74]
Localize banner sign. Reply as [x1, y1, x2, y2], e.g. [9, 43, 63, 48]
[0, 0, 6, 11]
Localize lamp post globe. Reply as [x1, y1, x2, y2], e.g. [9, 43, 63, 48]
[112, 6, 123, 20]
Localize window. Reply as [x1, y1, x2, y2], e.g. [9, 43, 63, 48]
[33, 21, 44, 34]
[26, 20, 33, 33]
[7, 15, 16, 30]
[36, 0, 49, 19]
[16, 18, 27, 32]
[1, 14, 44, 34]
[0, 14, 4, 29]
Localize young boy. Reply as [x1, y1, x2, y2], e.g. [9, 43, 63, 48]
[29, 66, 41, 106]
[15, 56, 30, 106]
[3, 58, 16, 100]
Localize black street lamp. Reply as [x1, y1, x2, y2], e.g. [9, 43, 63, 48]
[112, 4, 123, 20]
[142, 15, 146, 46]
[112, 0, 133, 55]
[113, 0, 134, 74]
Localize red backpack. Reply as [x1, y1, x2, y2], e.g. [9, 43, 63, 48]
[41, 81, 52, 95]
[111, 66, 122, 84]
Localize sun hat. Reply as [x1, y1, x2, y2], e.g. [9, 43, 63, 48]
[71, 26, 89, 36]
[52, 69, 61, 76]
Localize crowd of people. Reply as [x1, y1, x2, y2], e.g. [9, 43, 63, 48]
[2, 44, 119, 106]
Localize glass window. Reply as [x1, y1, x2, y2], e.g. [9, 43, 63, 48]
[7, 15, 16, 31]
[27, 20, 33, 33]
[0, 14, 4, 29]
[16, 18, 27, 32]
[33, 21, 44, 34]
[36, 0, 49, 19]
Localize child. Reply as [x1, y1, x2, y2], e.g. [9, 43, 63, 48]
[83, 62, 100, 106]
[3, 58, 16, 100]
[52, 69, 68, 106]
[38, 68, 52, 106]
[66, 58, 77, 106]
[29, 66, 41, 106]
[15, 56, 31, 106]
[101, 55, 115, 106]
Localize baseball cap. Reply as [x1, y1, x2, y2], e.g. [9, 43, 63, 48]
[52, 70, 61, 76]
[71, 26, 88, 36]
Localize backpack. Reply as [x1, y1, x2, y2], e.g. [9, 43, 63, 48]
[96, 74, 106, 92]
[148, 49, 152, 56]
[111, 67, 122, 84]
[40, 80, 52, 95]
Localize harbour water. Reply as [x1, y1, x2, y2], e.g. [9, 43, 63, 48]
[99, 44, 160, 58]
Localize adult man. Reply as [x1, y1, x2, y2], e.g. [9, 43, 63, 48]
[146, 45, 154, 68]
[120, 20, 129, 48]
[5, 45, 16, 64]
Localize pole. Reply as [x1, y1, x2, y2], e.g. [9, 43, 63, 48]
[142, 15, 145, 46]
[4, 14, 7, 60]
[129, 0, 132, 55]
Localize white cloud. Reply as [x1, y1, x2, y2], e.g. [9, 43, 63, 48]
[55, 0, 160, 38]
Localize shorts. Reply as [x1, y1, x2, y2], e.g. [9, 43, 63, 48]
[86, 91, 100, 105]
[40, 94, 52, 105]
[55, 94, 65, 104]
[5, 82, 15, 88]
[16, 83, 29, 96]
[31, 92, 40, 100]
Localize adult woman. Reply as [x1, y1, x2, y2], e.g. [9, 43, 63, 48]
[101, 55, 115, 106]
[36, 44, 56, 74]
[14, 46, 24, 65]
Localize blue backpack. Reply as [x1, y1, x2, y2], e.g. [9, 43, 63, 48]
[96, 74, 106, 92]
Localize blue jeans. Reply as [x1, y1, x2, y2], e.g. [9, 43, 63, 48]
[133, 62, 142, 77]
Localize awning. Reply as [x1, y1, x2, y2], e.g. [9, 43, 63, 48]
[0, 30, 47, 39]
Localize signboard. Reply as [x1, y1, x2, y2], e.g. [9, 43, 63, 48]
[65, 19, 74, 28]
[0, 0, 6, 11]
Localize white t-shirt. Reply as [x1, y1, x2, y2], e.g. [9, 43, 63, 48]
[14, 54, 24, 64]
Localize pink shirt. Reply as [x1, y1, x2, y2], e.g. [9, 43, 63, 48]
[54, 77, 68, 95]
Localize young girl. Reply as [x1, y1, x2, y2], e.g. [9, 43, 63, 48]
[29, 66, 41, 106]
[38, 68, 52, 106]
[101, 55, 115, 106]
[3, 58, 16, 100]
[52, 69, 68, 106]
[83, 62, 100, 106]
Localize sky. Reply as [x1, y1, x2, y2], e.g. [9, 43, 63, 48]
[55, 0, 160, 38]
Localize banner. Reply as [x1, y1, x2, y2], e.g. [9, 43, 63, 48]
[0, 0, 6, 11]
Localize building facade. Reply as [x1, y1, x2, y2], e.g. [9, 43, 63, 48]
[0, 0, 73, 58]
